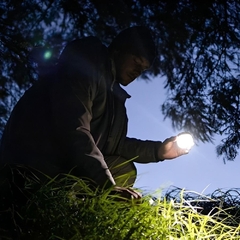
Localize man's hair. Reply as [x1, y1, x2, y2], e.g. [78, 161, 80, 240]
[108, 26, 157, 64]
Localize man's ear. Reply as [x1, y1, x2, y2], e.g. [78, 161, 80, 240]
[108, 47, 118, 58]
[111, 50, 122, 66]
[112, 50, 120, 58]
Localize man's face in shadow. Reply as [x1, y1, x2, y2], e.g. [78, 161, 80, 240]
[114, 53, 150, 86]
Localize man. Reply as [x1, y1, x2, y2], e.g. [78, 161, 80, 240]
[0, 26, 189, 199]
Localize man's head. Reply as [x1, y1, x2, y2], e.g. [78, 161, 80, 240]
[108, 26, 156, 86]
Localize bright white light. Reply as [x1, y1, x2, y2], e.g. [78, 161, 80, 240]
[176, 133, 194, 150]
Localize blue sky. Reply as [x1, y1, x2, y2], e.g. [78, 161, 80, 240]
[123, 76, 240, 195]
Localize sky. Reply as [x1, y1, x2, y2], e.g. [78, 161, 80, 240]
[122, 76, 240, 196]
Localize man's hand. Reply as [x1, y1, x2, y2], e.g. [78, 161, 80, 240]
[111, 186, 142, 200]
[158, 135, 190, 160]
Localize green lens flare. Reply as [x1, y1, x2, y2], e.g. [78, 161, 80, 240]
[44, 51, 52, 59]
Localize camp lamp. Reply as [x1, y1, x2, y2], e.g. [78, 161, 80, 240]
[176, 133, 194, 150]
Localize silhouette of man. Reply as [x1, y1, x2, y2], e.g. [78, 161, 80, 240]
[0, 26, 189, 199]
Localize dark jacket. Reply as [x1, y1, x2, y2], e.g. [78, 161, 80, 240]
[0, 37, 162, 188]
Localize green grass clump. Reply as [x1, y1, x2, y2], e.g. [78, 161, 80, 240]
[1, 170, 240, 239]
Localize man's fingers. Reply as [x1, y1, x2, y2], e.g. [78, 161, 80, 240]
[113, 186, 142, 199]
[122, 188, 141, 199]
[163, 136, 177, 143]
[175, 146, 187, 157]
[129, 189, 142, 199]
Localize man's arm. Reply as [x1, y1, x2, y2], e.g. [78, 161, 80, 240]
[120, 136, 189, 163]
[120, 137, 163, 163]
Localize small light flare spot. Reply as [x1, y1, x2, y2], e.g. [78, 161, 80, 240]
[44, 51, 52, 60]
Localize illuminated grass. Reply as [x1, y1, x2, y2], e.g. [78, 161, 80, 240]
[1, 172, 240, 239]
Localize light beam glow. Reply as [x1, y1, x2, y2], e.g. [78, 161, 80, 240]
[176, 133, 194, 150]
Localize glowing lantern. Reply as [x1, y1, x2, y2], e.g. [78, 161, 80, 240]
[176, 133, 194, 150]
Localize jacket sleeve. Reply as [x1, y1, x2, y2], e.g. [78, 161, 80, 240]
[51, 37, 115, 188]
[120, 137, 164, 163]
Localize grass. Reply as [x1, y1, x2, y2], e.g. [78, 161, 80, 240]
[1, 167, 240, 239]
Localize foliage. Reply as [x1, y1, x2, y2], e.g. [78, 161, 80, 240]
[165, 186, 240, 227]
[0, 0, 239, 161]
[1, 170, 240, 239]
